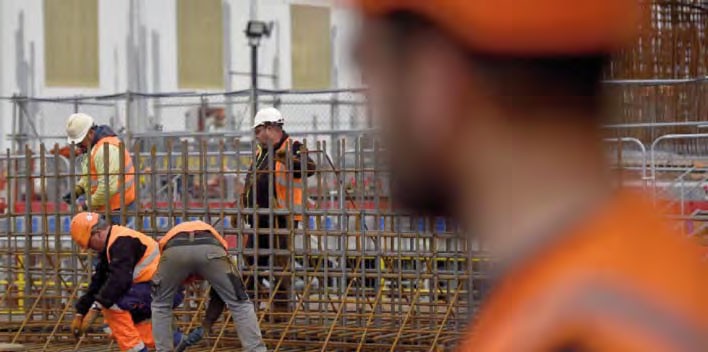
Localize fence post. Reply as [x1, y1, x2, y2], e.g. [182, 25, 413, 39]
[200, 94, 208, 132]
[23, 146, 31, 314]
[11, 94, 18, 154]
[330, 93, 340, 167]
[126, 91, 134, 149]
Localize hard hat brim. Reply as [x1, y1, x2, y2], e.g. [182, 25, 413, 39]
[252, 120, 284, 130]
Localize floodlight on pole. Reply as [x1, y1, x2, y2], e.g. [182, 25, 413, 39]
[245, 20, 274, 125]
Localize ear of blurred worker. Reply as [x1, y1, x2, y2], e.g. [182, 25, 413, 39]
[358, 17, 492, 217]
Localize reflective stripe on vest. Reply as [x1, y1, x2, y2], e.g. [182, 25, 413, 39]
[158, 220, 229, 252]
[106, 226, 159, 283]
[133, 246, 159, 282]
[89, 159, 133, 187]
[89, 136, 136, 211]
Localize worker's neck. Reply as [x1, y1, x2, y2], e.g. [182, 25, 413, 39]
[461, 112, 610, 262]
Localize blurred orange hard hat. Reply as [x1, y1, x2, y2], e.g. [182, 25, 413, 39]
[355, 0, 646, 55]
[70, 212, 100, 249]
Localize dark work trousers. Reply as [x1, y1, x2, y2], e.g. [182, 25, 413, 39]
[246, 214, 291, 312]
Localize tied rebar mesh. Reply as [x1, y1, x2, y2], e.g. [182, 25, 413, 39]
[0, 137, 486, 351]
[606, 0, 708, 154]
[2, 1, 708, 350]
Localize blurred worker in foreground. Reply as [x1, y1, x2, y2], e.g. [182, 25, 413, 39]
[64, 113, 136, 227]
[151, 220, 266, 352]
[69, 212, 183, 352]
[354, 1, 707, 351]
[241, 107, 315, 314]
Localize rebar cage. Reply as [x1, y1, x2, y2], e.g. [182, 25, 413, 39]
[0, 136, 486, 351]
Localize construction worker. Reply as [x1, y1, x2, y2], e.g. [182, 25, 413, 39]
[354, 1, 707, 351]
[69, 212, 182, 352]
[64, 113, 136, 227]
[151, 220, 266, 352]
[241, 107, 315, 314]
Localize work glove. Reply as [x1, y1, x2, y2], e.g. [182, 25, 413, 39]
[70, 314, 84, 339]
[71, 305, 101, 339]
[62, 186, 85, 205]
[62, 192, 75, 205]
[76, 196, 88, 211]
[68, 195, 88, 211]
[174, 327, 205, 352]
[81, 306, 101, 331]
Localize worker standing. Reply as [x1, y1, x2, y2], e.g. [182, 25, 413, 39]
[354, 1, 707, 351]
[241, 107, 315, 315]
[69, 212, 176, 352]
[64, 113, 136, 227]
[151, 220, 266, 352]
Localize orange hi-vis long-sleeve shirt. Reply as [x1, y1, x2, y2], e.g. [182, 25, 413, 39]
[459, 192, 707, 352]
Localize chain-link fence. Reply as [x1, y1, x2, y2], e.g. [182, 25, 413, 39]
[7, 89, 370, 155]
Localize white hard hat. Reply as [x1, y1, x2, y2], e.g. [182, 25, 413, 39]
[253, 107, 284, 129]
[66, 113, 95, 144]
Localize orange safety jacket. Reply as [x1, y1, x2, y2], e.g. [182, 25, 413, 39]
[89, 136, 136, 211]
[457, 192, 708, 352]
[274, 137, 305, 221]
[158, 220, 229, 253]
[106, 226, 160, 283]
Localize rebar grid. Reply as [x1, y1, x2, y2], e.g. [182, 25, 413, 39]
[606, 0, 708, 154]
[0, 137, 484, 351]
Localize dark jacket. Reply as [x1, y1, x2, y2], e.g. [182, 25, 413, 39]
[75, 226, 147, 315]
[91, 125, 118, 144]
[242, 133, 315, 226]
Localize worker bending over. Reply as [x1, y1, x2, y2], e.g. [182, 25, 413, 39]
[151, 221, 266, 352]
[354, 1, 707, 351]
[69, 212, 179, 352]
[241, 107, 315, 314]
[64, 113, 136, 227]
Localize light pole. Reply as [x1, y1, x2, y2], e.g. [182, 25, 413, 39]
[245, 20, 273, 126]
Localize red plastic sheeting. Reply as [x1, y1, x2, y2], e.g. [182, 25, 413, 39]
[10, 197, 390, 214]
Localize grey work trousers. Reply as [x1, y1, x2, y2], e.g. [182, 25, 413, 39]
[151, 243, 266, 352]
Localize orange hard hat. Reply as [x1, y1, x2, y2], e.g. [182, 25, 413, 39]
[355, 0, 646, 55]
[70, 212, 100, 249]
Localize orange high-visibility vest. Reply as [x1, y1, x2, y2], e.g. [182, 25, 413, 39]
[274, 138, 305, 222]
[89, 136, 136, 211]
[158, 220, 229, 253]
[457, 192, 708, 352]
[106, 226, 159, 283]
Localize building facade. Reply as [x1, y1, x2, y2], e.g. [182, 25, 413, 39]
[0, 0, 362, 150]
